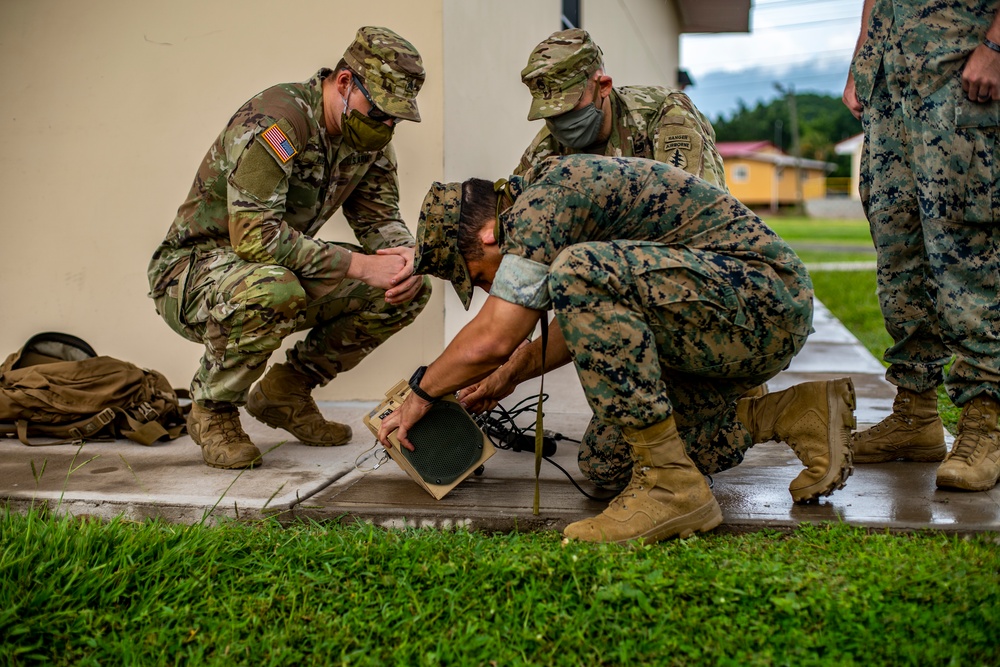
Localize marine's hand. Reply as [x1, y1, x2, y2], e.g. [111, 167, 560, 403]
[842, 72, 863, 120]
[457, 365, 517, 414]
[377, 393, 434, 452]
[962, 44, 1000, 102]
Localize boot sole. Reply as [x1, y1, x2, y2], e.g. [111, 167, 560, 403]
[854, 444, 947, 464]
[203, 457, 261, 470]
[791, 377, 856, 503]
[614, 498, 724, 545]
[936, 470, 1000, 492]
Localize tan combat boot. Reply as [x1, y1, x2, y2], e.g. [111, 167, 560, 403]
[246, 363, 352, 446]
[563, 416, 723, 544]
[852, 388, 946, 463]
[737, 378, 856, 503]
[187, 403, 262, 469]
[936, 395, 1000, 492]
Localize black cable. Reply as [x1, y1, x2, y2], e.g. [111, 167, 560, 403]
[474, 394, 714, 498]
[474, 394, 616, 501]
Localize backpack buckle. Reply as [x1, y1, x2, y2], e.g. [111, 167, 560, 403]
[77, 408, 116, 436]
[88, 408, 115, 432]
[137, 402, 159, 421]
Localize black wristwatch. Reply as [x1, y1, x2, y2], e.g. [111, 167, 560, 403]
[408, 366, 439, 403]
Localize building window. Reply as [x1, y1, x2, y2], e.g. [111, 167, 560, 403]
[562, 0, 580, 29]
[733, 164, 750, 183]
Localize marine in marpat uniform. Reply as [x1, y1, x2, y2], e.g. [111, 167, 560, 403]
[148, 27, 430, 469]
[379, 155, 857, 545]
[462, 28, 736, 491]
[844, 0, 1000, 491]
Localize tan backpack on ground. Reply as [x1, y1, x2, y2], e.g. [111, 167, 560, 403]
[0, 332, 188, 446]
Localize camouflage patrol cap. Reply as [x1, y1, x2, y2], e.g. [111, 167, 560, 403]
[343, 26, 425, 122]
[521, 28, 604, 121]
[413, 181, 473, 310]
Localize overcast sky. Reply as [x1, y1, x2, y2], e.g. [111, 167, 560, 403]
[677, 0, 864, 117]
[680, 0, 863, 82]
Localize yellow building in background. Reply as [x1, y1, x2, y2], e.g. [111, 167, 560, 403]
[718, 141, 836, 209]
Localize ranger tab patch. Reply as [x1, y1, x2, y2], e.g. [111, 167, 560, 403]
[262, 124, 297, 163]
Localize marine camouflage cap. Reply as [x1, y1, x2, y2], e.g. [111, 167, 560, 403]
[343, 26, 425, 122]
[521, 28, 604, 120]
[413, 182, 473, 310]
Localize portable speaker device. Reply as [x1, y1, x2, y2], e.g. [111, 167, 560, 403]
[362, 379, 495, 500]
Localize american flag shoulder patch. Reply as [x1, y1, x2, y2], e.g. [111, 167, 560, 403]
[262, 123, 297, 163]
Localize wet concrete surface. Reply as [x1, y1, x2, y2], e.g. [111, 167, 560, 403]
[2, 300, 997, 535]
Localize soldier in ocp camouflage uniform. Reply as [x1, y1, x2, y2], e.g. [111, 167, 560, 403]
[844, 0, 1000, 491]
[377, 155, 857, 545]
[514, 28, 727, 187]
[460, 29, 733, 490]
[148, 27, 431, 470]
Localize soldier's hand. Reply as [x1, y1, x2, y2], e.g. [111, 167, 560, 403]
[385, 274, 424, 305]
[962, 44, 1000, 102]
[347, 251, 406, 291]
[377, 246, 424, 305]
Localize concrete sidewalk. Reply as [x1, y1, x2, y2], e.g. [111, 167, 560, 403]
[2, 301, 998, 534]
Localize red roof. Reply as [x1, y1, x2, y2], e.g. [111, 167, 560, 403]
[715, 141, 778, 158]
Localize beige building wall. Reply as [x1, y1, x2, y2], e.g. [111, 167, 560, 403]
[1, 0, 687, 401]
[442, 0, 684, 339]
[0, 0, 444, 401]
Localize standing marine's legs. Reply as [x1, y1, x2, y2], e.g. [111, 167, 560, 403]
[851, 37, 950, 463]
[910, 67, 1000, 491]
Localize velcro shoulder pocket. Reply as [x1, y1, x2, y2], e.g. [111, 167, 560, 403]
[230, 139, 286, 203]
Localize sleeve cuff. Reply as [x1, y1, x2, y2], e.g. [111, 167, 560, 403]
[489, 255, 551, 310]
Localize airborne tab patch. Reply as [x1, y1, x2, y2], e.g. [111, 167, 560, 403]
[262, 123, 297, 163]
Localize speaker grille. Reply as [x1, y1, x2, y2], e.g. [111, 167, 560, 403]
[400, 401, 484, 485]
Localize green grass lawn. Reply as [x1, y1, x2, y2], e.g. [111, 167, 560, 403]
[762, 216, 874, 247]
[2, 511, 998, 666]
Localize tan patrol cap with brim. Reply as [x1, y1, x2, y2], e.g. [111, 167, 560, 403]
[413, 182, 474, 310]
[343, 26, 425, 122]
[521, 28, 604, 121]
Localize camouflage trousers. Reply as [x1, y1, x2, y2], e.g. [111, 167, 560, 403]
[860, 36, 1000, 405]
[547, 241, 809, 487]
[151, 246, 430, 405]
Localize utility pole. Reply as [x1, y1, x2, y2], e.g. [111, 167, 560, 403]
[774, 82, 804, 212]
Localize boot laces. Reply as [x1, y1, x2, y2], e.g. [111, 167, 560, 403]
[206, 409, 246, 441]
[868, 411, 909, 434]
[950, 404, 988, 461]
[609, 466, 650, 511]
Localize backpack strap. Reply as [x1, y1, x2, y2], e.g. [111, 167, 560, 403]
[6, 413, 117, 447]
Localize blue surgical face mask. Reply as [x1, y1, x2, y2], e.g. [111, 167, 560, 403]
[545, 96, 604, 149]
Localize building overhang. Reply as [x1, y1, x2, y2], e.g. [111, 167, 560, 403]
[676, 0, 751, 34]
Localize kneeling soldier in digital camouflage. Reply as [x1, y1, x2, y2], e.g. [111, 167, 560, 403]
[465, 27, 739, 492]
[148, 27, 431, 469]
[377, 154, 857, 544]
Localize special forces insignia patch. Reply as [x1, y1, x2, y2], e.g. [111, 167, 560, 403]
[662, 134, 692, 171]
